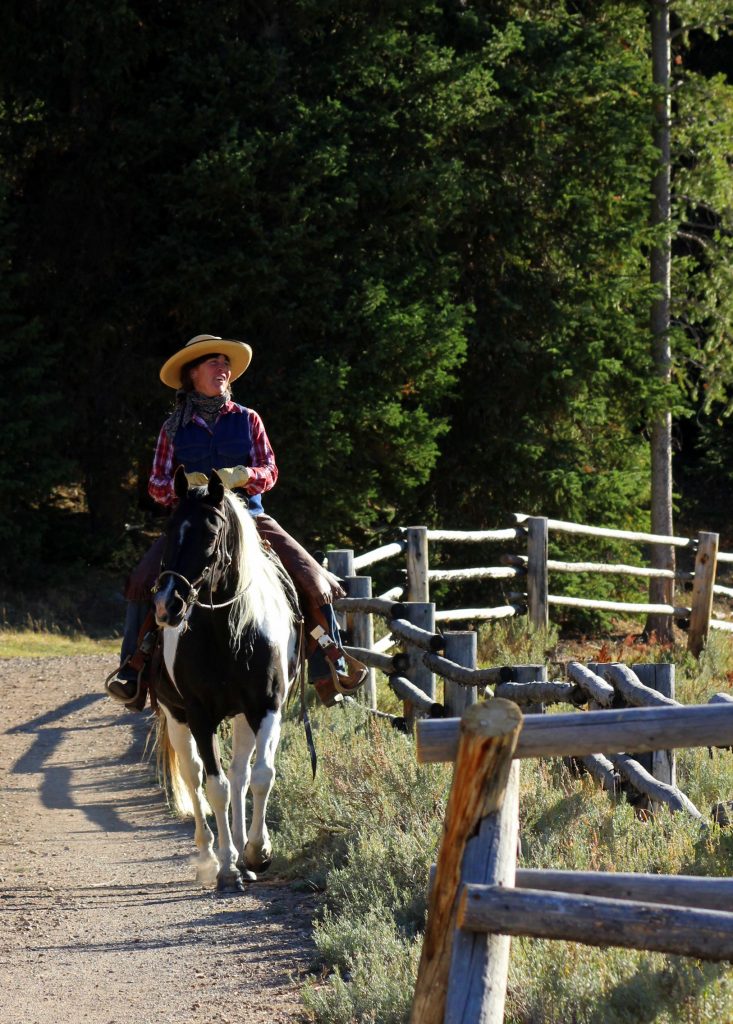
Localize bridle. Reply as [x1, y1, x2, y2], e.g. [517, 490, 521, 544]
[152, 503, 246, 612]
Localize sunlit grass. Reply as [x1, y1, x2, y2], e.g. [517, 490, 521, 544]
[0, 629, 119, 659]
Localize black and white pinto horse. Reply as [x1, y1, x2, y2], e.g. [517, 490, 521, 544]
[152, 467, 299, 892]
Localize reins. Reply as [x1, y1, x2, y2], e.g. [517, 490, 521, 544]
[286, 618, 318, 777]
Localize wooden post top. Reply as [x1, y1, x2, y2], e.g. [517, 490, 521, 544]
[459, 700, 523, 740]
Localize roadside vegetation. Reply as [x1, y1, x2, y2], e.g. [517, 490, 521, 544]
[0, 573, 122, 658]
[266, 624, 733, 1024]
[0, 631, 118, 659]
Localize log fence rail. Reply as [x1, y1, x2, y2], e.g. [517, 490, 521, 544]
[326, 514, 733, 665]
[335, 587, 705, 817]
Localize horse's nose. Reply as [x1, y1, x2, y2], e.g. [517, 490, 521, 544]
[154, 585, 186, 628]
[153, 592, 170, 625]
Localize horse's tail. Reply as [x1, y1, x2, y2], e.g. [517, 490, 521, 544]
[151, 709, 209, 819]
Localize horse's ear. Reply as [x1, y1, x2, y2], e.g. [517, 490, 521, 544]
[208, 469, 225, 505]
[174, 465, 189, 499]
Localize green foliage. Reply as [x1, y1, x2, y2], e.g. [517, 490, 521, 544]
[303, 909, 420, 1024]
[2, 0, 480, 561]
[432, 2, 662, 531]
[507, 938, 732, 1024]
[0, 630, 118, 658]
[672, 68, 733, 415]
[270, 702, 450, 889]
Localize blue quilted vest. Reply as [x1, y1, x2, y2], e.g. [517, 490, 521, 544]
[173, 404, 264, 515]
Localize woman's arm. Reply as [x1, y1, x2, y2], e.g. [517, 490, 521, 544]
[147, 426, 176, 507]
[244, 408, 278, 494]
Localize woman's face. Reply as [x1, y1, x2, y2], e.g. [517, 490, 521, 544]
[189, 354, 232, 397]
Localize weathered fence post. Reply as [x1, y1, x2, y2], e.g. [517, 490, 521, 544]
[631, 663, 676, 787]
[514, 663, 547, 716]
[444, 758, 520, 1024]
[345, 575, 376, 709]
[326, 548, 354, 580]
[443, 631, 477, 717]
[410, 701, 523, 1024]
[405, 526, 430, 603]
[526, 516, 549, 630]
[326, 549, 355, 630]
[688, 531, 719, 657]
[402, 601, 437, 707]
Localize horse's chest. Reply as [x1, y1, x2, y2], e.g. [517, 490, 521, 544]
[162, 622, 282, 713]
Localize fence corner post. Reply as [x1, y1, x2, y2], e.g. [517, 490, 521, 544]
[526, 516, 549, 631]
[687, 531, 719, 658]
[410, 701, 523, 1024]
[446, 759, 521, 1024]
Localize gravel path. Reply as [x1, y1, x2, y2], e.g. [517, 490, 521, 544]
[0, 654, 316, 1024]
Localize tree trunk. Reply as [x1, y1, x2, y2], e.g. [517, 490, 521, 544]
[647, 0, 674, 642]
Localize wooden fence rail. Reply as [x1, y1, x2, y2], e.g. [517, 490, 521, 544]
[416, 703, 733, 762]
[327, 514, 733, 662]
[458, 885, 733, 962]
[336, 582, 711, 815]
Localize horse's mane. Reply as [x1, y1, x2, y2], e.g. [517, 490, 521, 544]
[223, 493, 296, 647]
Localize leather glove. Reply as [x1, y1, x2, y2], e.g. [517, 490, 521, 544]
[216, 466, 252, 490]
[185, 471, 208, 486]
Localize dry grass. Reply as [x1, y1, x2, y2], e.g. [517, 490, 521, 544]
[0, 629, 119, 659]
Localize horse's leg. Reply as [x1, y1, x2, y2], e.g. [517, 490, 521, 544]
[188, 717, 244, 892]
[228, 714, 257, 876]
[160, 706, 219, 884]
[244, 708, 282, 873]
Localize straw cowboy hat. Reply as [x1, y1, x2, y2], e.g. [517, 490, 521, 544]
[159, 334, 253, 389]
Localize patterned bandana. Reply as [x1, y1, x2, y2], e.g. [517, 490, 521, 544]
[162, 389, 230, 441]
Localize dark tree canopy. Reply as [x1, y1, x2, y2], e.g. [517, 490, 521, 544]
[1, 1, 732, 581]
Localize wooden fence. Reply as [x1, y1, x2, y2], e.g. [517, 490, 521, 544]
[330, 581, 716, 817]
[410, 700, 733, 1024]
[321, 524, 733, 1021]
[327, 516, 733, 666]
[321, 520, 733, 1021]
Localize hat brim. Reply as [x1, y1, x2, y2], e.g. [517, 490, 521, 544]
[160, 339, 252, 389]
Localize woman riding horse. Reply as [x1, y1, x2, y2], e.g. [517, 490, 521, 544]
[107, 333, 357, 705]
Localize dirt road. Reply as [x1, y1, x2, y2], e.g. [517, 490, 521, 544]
[0, 654, 316, 1024]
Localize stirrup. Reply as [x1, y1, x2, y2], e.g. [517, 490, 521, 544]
[310, 628, 368, 707]
[104, 663, 143, 706]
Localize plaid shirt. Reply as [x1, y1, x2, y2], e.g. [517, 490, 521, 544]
[148, 401, 278, 508]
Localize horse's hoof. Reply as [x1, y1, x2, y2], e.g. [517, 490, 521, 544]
[216, 872, 247, 893]
[246, 855, 272, 875]
[235, 859, 259, 882]
[244, 842, 273, 874]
